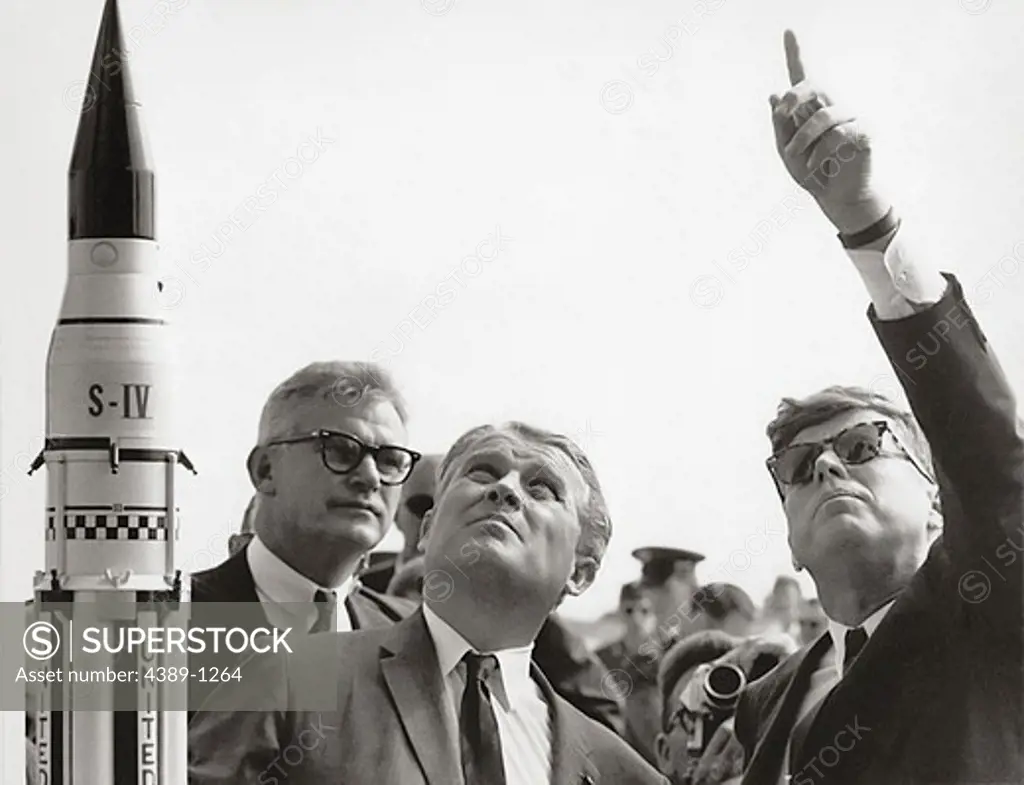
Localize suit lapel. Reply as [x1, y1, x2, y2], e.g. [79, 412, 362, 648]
[534, 663, 599, 784]
[379, 610, 462, 785]
[346, 585, 387, 630]
[378, 613, 606, 785]
[191, 546, 263, 603]
[190, 548, 270, 635]
[794, 591, 931, 776]
[344, 591, 364, 630]
[744, 634, 832, 783]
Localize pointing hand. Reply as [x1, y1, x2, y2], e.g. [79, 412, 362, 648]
[769, 30, 888, 234]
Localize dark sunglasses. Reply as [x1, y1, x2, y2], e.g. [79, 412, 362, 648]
[766, 420, 932, 491]
[265, 429, 421, 486]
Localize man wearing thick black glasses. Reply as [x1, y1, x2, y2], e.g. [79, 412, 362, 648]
[187, 361, 419, 714]
[189, 420, 669, 784]
[729, 31, 1022, 785]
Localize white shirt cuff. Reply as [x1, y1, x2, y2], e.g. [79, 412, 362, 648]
[845, 224, 949, 320]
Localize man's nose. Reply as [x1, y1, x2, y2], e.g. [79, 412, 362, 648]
[346, 453, 382, 490]
[813, 447, 851, 483]
[486, 476, 522, 510]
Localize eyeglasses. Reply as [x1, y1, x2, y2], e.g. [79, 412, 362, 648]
[766, 420, 932, 492]
[264, 429, 421, 486]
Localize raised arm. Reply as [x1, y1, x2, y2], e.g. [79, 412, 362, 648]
[768, 30, 1023, 635]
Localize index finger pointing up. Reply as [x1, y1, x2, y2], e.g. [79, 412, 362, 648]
[784, 29, 806, 85]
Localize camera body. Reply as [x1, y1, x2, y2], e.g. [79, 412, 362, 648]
[682, 662, 746, 759]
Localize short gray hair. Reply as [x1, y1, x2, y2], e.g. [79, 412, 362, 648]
[257, 361, 408, 443]
[437, 421, 612, 565]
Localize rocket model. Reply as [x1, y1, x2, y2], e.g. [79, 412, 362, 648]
[27, 0, 195, 782]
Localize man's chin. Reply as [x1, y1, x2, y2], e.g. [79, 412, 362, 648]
[321, 511, 384, 544]
[813, 510, 879, 535]
[808, 515, 885, 556]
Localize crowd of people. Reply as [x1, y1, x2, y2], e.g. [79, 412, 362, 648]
[216, 470, 827, 778]
[26, 29, 1022, 785]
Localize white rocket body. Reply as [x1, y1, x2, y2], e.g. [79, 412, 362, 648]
[45, 239, 180, 587]
[33, 238, 190, 785]
[29, 1, 194, 783]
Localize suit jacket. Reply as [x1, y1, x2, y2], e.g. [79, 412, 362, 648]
[347, 553, 626, 736]
[186, 546, 417, 715]
[363, 557, 626, 735]
[187, 607, 669, 785]
[354, 550, 401, 594]
[534, 614, 627, 736]
[735, 275, 1023, 785]
[189, 545, 417, 627]
[595, 639, 661, 767]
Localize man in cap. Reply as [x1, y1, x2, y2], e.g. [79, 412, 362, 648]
[633, 546, 706, 644]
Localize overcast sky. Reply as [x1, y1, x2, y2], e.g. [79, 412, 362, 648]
[2, 0, 1022, 768]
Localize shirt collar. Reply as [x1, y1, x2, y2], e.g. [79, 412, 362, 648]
[828, 598, 895, 672]
[246, 534, 354, 603]
[422, 602, 535, 712]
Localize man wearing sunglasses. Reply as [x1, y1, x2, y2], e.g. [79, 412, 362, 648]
[730, 31, 1022, 785]
[188, 361, 419, 713]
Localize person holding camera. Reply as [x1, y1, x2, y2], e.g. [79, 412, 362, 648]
[655, 633, 795, 785]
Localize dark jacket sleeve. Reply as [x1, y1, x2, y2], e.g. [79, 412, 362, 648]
[733, 687, 758, 766]
[532, 616, 626, 735]
[870, 274, 1024, 639]
[188, 650, 291, 785]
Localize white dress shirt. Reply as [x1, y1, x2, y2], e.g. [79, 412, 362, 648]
[846, 222, 949, 320]
[246, 534, 355, 633]
[422, 602, 552, 785]
[779, 218, 948, 782]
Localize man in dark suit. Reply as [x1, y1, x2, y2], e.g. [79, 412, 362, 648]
[187, 361, 419, 711]
[188, 420, 669, 784]
[731, 31, 1022, 785]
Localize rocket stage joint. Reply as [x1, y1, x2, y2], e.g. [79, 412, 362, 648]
[104, 568, 132, 588]
[26, 441, 198, 477]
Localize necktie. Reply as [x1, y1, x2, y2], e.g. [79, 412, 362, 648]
[310, 589, 337, 633]
[843, 627, 868, 676]
[790, 627, 870, 771]
[459, 652, 506, 785]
